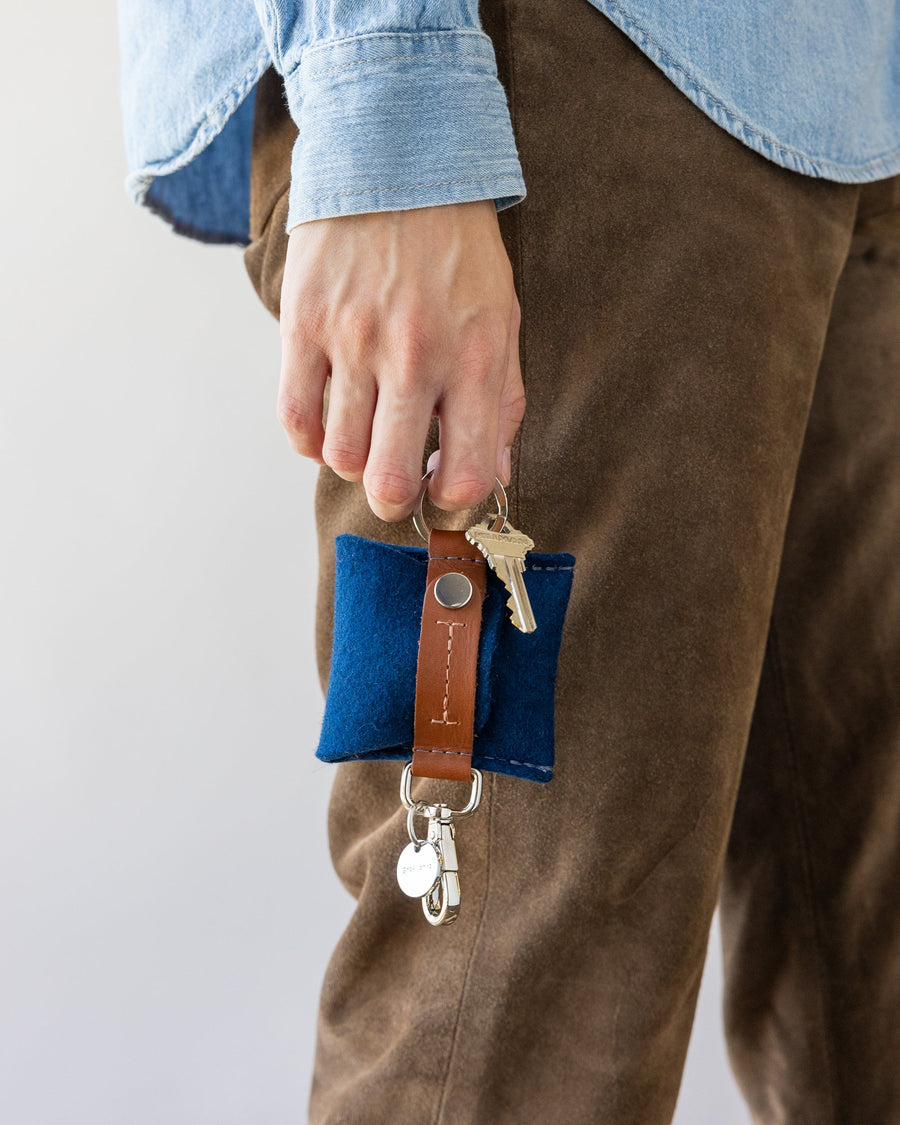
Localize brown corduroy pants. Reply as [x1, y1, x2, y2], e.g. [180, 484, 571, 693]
[243, 1, 900, 1121]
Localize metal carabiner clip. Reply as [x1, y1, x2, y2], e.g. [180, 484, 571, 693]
[396, 763, 483, 926]
[421, 804, 461, 926]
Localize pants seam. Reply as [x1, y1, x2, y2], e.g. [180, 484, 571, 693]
[769, 621, 840, 1122]
[432, 771, 495, 1123]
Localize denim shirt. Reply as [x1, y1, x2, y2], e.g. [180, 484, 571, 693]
[117, 0, 900, 246]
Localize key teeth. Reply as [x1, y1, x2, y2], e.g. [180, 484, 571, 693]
[465, 531, 491, 563]
[508, 604, 522, 631]
[467, 536, 496, 571]
[506, 596, 536, 634]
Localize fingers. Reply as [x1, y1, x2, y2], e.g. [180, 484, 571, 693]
[429, 307, 524, 510]
[363, 382, 436, 522]
[431, 377, 501, 511]
[275, 206, 526, 523]
[277, 309, 526, 521]
[320, 366, 376, 482]
[276, 328, 330, 464]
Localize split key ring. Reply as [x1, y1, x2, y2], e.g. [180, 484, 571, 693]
[412, 469, 508, 544]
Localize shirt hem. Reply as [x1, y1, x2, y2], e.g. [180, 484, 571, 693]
[124, 50, 271, 207]
[591, 0, 900, 182]
[140, 192, 250, 247]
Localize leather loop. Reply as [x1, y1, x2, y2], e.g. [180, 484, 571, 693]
[411, 529, 487, 781]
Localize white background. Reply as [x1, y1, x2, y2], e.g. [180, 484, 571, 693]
[0, 3, 750, 1121]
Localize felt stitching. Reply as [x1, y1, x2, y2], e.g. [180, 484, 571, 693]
[527, 565, 574, 571]
[429, 555, 486, 563]
[431, 620, 465, 725]
[416, 747, 473, 757]
[409, 750, 551, 771]
[477, 754, 552, 772]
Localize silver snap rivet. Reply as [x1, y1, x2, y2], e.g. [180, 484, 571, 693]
[433, 572, 473, 609]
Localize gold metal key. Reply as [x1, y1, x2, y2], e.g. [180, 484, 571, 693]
[466, 517, 537, 633]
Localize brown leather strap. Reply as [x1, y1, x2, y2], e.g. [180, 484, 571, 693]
[411, 529, 487, 781]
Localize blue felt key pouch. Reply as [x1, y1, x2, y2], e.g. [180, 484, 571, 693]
[315, 534, 575, 783]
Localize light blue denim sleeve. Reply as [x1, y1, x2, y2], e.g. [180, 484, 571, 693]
[252, 1, 527, 230]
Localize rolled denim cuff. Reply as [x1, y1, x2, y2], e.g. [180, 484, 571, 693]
[283, 29, 527, 229]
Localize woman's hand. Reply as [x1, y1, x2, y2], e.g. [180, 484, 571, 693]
[277, 198, 524, 522]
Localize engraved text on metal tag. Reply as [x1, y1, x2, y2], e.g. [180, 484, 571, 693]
[396, 840, 442, 898]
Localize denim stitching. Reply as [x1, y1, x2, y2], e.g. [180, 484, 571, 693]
[598, 0, 900, 173]
[301, 28, 489, 58]
[270, 0, 285, 74]
[301, 176, 521, 203]
[309, 52, 492, 77]
[769, 624, 840, 1120]
[131, 56, 270, 199]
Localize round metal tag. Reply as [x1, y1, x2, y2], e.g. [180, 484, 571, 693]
[396, 841, 441, 898]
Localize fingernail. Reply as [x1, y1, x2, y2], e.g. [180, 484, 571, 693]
[426, 449, 441, 474]
[501, 446, 511, 485]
